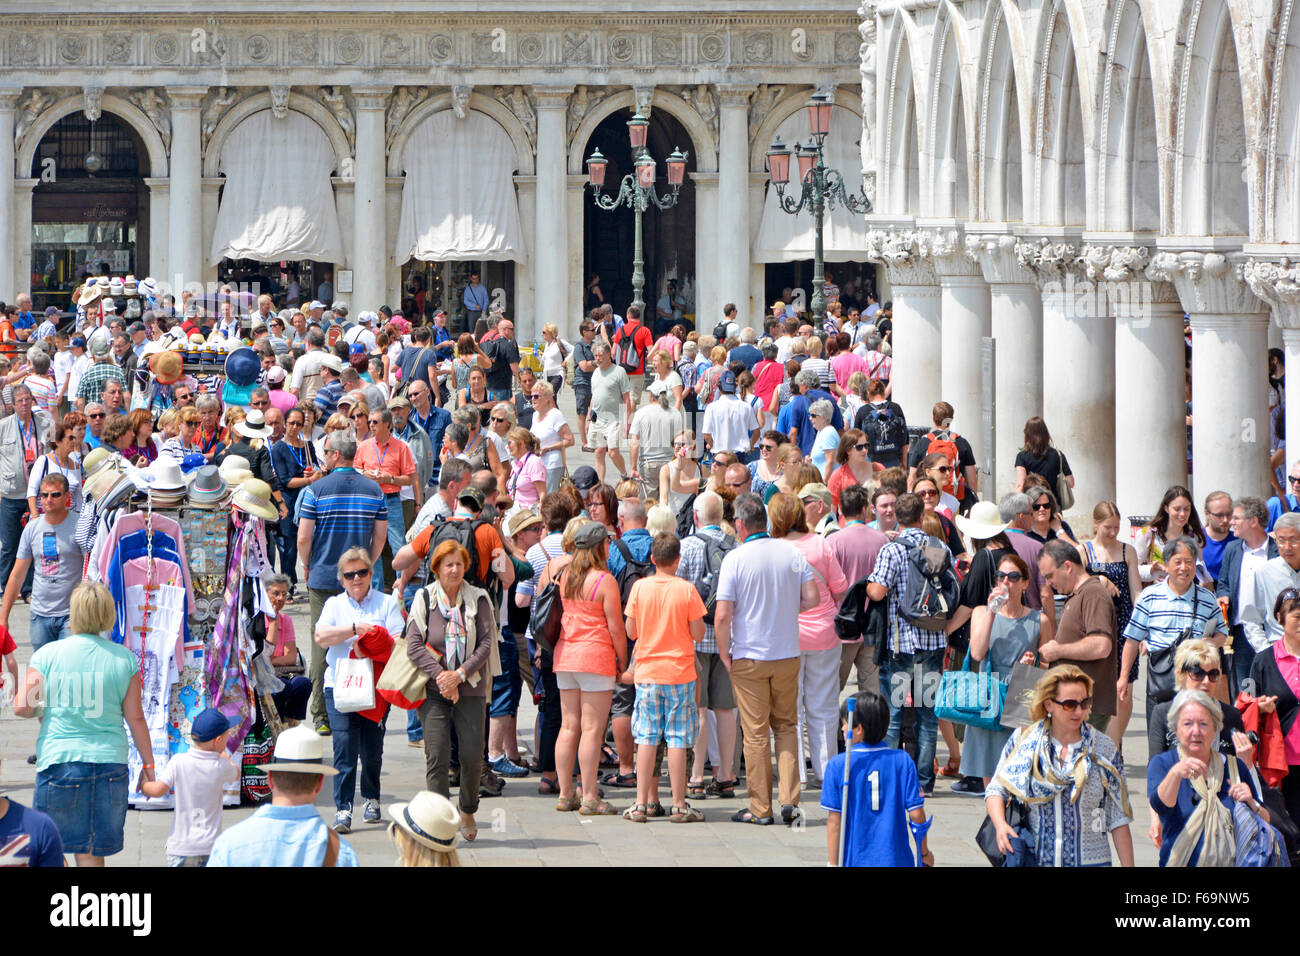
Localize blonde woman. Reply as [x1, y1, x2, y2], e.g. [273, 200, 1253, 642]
[541, 322, 571, 399]
[388, 791, 462, 867]
[659, 429, 702, 517]
[648, 349, 684, 411]
[315, 412, 351, 463]
[528, 381, 573, 493]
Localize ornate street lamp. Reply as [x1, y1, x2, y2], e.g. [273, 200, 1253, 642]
[585, 112, 688, 317]
[765, 89, 872, 335]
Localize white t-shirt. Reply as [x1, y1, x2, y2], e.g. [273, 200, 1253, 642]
[542, 339, 571, 378]
[155, 748, 240, 857]
[290, 350, 327, 391]
[530, 407, 569, 470]
[345, 326, 377, 352]
[52, 350, 75, 392]
[701, 395, 759, 454]
[318, 589, 406, 689]
[67, 354, 91, 400]
[775, 335, 795, 364]
[716, 537, 813, 661]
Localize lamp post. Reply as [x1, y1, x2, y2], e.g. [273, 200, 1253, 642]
[585, 113, 688, 317]
[765, 89, 872, 336]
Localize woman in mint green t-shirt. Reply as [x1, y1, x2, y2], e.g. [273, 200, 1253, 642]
[14, 581, 156, 866]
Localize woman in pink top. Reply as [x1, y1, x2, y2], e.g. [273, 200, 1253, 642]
[506, 427, 547, 511]
[829, 331, 867, 392]
[770, 493, 848, 787]
[549, 521, 628, 815]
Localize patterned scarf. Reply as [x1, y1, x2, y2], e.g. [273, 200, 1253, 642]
[435, 582, 468, 670]
[206, 511, 256, 752]
[993, 718, 1131, 817]
[1165, 747, 1235, 868]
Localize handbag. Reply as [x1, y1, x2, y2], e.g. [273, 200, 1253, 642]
[531, 563, 564, 653]
[333, 656, 375, 713]
[1147, 627, 1196, 705]
[376, 637, 428, 710]
[976, 795, 1036, 867]
[999, 659, 1044, 729]
[935, 651, 1007, 732]
[1054, 449, 1075, 511]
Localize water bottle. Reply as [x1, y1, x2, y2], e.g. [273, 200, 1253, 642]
[988, 589, 1009, 614]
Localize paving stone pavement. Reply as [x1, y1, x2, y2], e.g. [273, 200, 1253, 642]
[0, 384, 1161, 866]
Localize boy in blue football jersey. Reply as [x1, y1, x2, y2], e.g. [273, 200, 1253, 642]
[822, 691, 932, 866]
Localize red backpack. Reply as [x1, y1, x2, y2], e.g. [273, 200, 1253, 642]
[926, 429, 965, 499]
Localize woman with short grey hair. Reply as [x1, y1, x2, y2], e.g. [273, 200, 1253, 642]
[808, 398, 839, 482]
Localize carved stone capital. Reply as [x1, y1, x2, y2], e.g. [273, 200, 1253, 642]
[1149, 251, 1263, 316]
[929, 229, 982, 279]
[0, 89, 22, 112]
[864, 228, 937, 287]
[964, 233, 1036, 286]
[715, 83, 756, 109]
[532, 85, 573, 111]
[350, 85, 391, 111]
[1244, 257, 1300, 329]
[1016, 237, 1081, 291]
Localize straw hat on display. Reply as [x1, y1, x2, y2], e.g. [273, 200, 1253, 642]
[232, 478, 280, 521]
[218, 455, 254, 488]
[131, 458, 190, 507]
[83, 459, 127, 501]
[77, 283, 104, 307]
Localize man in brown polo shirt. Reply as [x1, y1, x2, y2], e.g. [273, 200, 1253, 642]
[1037, 539, 1119, 741]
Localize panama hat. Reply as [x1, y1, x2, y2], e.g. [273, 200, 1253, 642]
[955, 500, 1011, 541]
[255, 724, 338, 776]
[232, 478, 280, 521]
[225, 347, 261, 387]
[81, 446, 115, 479]
[109, 277, 125, 297]
[77, 283, 104, 307]
[139, 276, 158, 298]
[388, 791, 460, 853]
[150, 350, 184, 385]
[83, 459, 127, 501]
[318, 353, 344, 374]
[236, 408, 272, 440]
[186, 465, 230, 507]
[134, 457, 188, 492]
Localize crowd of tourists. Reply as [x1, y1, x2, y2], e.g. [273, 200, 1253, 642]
[0, 280, 1297, 869]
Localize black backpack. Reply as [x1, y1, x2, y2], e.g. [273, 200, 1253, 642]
[420, 516, 493, 590]
[675, 492, 698, 538]
[690, 532, 737, 624]
[895, 534, 960, 633]
[611, 537, 655, 604]
[864, 403, 907, 458]
[712, 320, 729, 341]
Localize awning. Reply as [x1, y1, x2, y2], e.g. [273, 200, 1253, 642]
[752, 105, 872, 263]
[395, 110, 525, 264]
[209, 110, 344, 265]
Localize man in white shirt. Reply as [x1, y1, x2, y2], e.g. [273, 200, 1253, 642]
[1241, 511, 1300, 656]
[700, 371, 759, 460]
[290, 328, 328, 396]
[344, 312, 378, 352]
[715, 493, 818, 826]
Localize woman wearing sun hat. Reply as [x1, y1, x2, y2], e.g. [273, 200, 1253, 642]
[388, 790, 463, 867]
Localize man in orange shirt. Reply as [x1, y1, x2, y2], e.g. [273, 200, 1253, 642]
[354, 407, 416, 588]
[623, 533, 707, 824]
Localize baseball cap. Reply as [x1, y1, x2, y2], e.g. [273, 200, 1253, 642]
[387, 396, 411, 410]
[797, 483, 833, 509]
[70, 336, 86, 349]
[457, 485, 485, 511]
[127, 321, 145, 334]
[574, 521, 608, 549]
[571, 465, 599, 492]
[718, 370, 737, 394]
[44, 306, 60, 316]
[191, 707, 231, 743]
[265, 365, 286, 384]
[307, 300, 325, 311]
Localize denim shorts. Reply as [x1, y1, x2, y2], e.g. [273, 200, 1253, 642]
[489, 637, 523, 718]
[34, 761, 128, 857]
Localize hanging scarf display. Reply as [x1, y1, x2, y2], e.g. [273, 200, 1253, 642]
[206, 511, 257, 752]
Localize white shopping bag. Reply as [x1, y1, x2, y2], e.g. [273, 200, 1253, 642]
[333, 657, 375, 713]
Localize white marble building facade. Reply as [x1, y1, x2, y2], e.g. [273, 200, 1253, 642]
[861, 0, 1300, 518]
[0, 5, 866, 345]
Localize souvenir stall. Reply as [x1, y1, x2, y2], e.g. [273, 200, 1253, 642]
[78, 406, 284, 809]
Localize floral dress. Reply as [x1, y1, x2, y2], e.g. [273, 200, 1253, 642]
[1084, 540, 1137, 682]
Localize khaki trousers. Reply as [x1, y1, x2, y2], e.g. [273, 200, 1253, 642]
[730, 656, 801, 818]
[839, 640, 880, 698]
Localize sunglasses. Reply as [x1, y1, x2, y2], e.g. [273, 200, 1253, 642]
[491, 416, 508, 423]
[1183, 665, 1222, 682]
[918, 489, 939, 498]
[1291, 477, 1300, 485]
[1032, 502, 1053, 511]
[995, 571, 1024, 582]
[352, 412, 367, 419]
[760, 443, 777, 452]
[39, 491, 65, 499]
[1051, 697, 1092, 712]
[341, 568, 371, 581]
[854, 442, 870, 451]
[932, 465, 952, 474]
[88, 412, 104, 419]
[529, 393, 543, 399]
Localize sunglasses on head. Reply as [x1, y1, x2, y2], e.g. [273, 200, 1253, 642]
[1183, 664, 1221, 682]
[341, 568, 371, 581]
[1051, 696, 1092, 712]
[995, 570, 1024, 582]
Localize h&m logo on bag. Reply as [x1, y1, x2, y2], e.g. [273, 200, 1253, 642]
[50, 886, 152, 936]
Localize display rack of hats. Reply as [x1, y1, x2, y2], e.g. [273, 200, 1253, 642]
[74, 274, 154, 322]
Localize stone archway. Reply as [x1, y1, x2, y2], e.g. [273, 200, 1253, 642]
[17, 92, 169, 178]
[203, 92, 351, 177]
[1033, 0, 1089, 225]
[976, 1, 1031, 221]
[1096, 0, 1161, 231]
[567, 89, 717, 176]
[927, 6, 974, 218]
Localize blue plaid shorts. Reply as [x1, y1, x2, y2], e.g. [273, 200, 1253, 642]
[631, 680, 699, 749]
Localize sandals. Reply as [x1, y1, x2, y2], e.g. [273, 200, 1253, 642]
[555, 795, 581, 812]
[671, 804, 705, 823]
[578, 799, 619, 816]
[938, 759, 962, 779]
[730, 808, 774, 826]
[460, 813, 478, 841]
[687, 780, 709, 798]
[622, 803, 648, 823]
[538, 777, 560, 795]
[600, 771, 637, 788]
[599, 745, 620, 769]
[707, 778, 738, 799]
[645, 802, 666, 818]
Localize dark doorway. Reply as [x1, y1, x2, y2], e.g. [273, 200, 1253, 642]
[582, 108, 696, 325]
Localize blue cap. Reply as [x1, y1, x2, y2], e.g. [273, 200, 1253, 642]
[191, 707, 230, 743]
[349, 342, 366, 355]
[71, 336, 86, 349]
[719, 370, 737, 394]
[180, 452, 207, 474]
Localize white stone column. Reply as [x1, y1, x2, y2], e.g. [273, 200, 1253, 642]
[1245, 258, 1300, 483]
[143, 178, 170, 285]
[1157, 251, 1269, 502]
[967, 233, 1043, 498]
[14, 179, 35, 305]
[351, 86, 391, 312]
[533, 87, 572, 344]
[512, 175, 537, 335]
[866, 230, 940, 423]
[931, 230, 989, 462]
[0, 90, 18, 303]
[691, 172, 718, 336]
[167, 87, 206, 294]
[1108, 258, 1187, 516]
[716, 85, 754, 322]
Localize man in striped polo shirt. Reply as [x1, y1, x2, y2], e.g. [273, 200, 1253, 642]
[297, 431, 388, 736]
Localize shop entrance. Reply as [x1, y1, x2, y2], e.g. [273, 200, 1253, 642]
[400, 260, 515, 335]
[29, 112, 149, 311]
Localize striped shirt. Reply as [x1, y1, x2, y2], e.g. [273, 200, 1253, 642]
[298, 467, 387, 592]
[1122, 580, 1221, 651]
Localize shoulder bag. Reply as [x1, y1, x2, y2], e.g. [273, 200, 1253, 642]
[375, 637, 429, 710]
[936, 648, 1008, 732]
[1054, 449, 1075, 511]
[531, 558, 565, 652]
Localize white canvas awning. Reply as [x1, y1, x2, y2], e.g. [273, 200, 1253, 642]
[752, 106, 872, 263]
[209, 110, 344, 265]
[395, 110, 525, 263]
